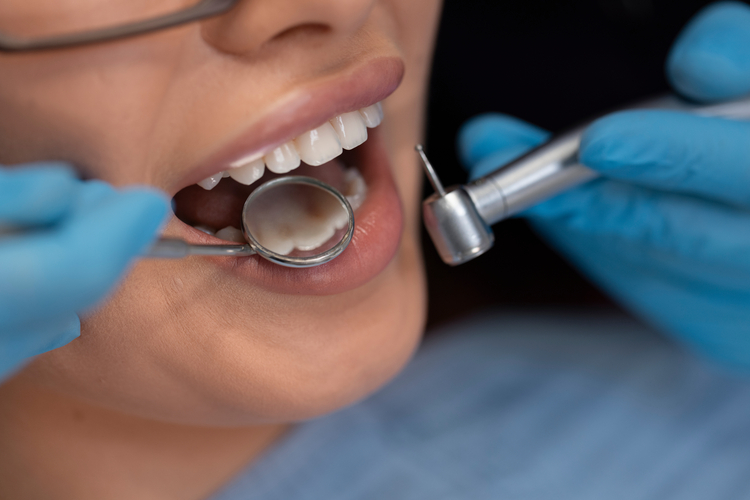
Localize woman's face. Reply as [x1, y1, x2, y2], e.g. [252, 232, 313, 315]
[1, 0, 442, 425]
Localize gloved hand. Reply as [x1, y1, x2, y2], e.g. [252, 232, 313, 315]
[458, 2, 750, 369]
[0, 163, 168, 380]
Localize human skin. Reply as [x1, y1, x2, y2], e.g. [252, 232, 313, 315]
[0, 1, 443, 498]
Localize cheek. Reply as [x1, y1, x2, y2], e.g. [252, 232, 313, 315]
[22, 243, 426, 425]
[0, 34, 186, 182]
[3, 0, 439, 425]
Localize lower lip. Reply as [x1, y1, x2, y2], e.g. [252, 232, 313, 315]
[165, 129, 404, 296]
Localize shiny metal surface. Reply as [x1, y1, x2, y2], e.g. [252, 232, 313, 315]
[147, 238, 255, 258]
[146, 176, 355, 268]
[241, 176, 355, 268]
[422, 187, 494, 266]
[465, 127, 594, 224]
[421, 93, 750, 266]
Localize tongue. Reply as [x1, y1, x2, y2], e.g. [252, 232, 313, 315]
[174, 159, 348, 231]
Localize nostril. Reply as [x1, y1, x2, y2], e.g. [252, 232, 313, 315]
[275, 23, 330, 42]
[201, 0, 373, 56]
[259, 23, 331, 51]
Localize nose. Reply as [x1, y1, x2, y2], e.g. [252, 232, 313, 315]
[201, 0, 376, 55]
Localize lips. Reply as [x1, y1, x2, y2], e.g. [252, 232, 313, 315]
[167, 128, 403, 295]
[175, 57, 404, 193]
[161, 57, 405, 295]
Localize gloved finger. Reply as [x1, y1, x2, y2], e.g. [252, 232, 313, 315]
[531, 216, 750, 368]
[526, 179, 750, 285]
[0, 187, 169, 329]
[457, 113, 549, 170]
[667, 1, 750, 102]
[580, 110, 750, 208]
[0, 163, 80, 228]
[0, 314, 80, 382]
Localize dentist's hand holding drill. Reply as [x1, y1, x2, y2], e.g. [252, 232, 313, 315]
[460, 2, 750, 368]
[0, 164, 168, 379]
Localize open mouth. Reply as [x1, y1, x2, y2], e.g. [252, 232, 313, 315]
[163, 57, 405, 295]
[173, 103, 381, 254]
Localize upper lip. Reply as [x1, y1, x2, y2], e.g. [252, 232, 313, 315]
[175, 56, 404, 195]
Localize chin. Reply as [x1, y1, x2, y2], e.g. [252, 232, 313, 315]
[21, 225, 426, 427]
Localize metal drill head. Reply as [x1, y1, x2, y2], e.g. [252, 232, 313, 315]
[422, 187, 495, 266]
[415, 145, 495, 266]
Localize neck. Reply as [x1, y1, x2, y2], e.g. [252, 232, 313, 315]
[0, 376, 288, 500]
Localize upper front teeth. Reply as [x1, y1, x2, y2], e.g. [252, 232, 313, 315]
[265, 142, 300, 174]
[198, 102, 383, 190]
[228, 157, 265, 184]
[294, 122, 342, 167]
[330, 111, 368, 150]
[358, 103, 383, 128]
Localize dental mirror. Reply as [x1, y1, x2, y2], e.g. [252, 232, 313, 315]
[147, 176, 355, 268]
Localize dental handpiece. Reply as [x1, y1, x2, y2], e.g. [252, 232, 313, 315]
[418, 93, 750, 266]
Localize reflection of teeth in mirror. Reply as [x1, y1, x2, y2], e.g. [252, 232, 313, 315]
[246, 167, 366, 256]
[196, 102, 384, 190]
[215, 226, 246, 243]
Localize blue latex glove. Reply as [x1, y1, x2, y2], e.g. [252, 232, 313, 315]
[458, 2, 750, 369]
[0, 163, 168, 380]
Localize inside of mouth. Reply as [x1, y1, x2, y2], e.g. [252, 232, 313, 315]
[173, 150, 363, 255]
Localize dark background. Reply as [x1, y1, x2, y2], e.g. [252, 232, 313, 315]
[423, 0, 746, 327]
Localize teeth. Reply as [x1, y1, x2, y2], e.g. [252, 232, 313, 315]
[229, 158, 265, 185]
[191, 166, 368, 254]
[229, 152, 264, 169]
[215, 226, 246, 243]
[195, 102, 383, 190]
[330, 112, 368, 151]
[197, 173, 223, 190]
[359, 103, 383, 128]
[264, 142, 300, 174]
[294, 122, 342, 166]
[246, 184, 349, 256]
[343, 167, 367, 211]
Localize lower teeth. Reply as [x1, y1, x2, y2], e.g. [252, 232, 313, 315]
[193, 166, 367, 253]
[215, 226, 245, 243]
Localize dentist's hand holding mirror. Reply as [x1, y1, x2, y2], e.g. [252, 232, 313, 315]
[0, 163, 169, 380]
[0, 164, 355, 381]
[459, 2, 750, 369]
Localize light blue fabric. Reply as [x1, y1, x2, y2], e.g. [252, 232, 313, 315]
[209, 311, 750, 500]
[0, 163, 168, 380]
[458, 2, 750, 369]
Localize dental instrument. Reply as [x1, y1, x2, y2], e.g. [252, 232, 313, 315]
[147, 176, 355, 268]
[417, 93, 750, 266]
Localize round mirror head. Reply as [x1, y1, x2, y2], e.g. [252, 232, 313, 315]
[241, 176, 355, 268]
